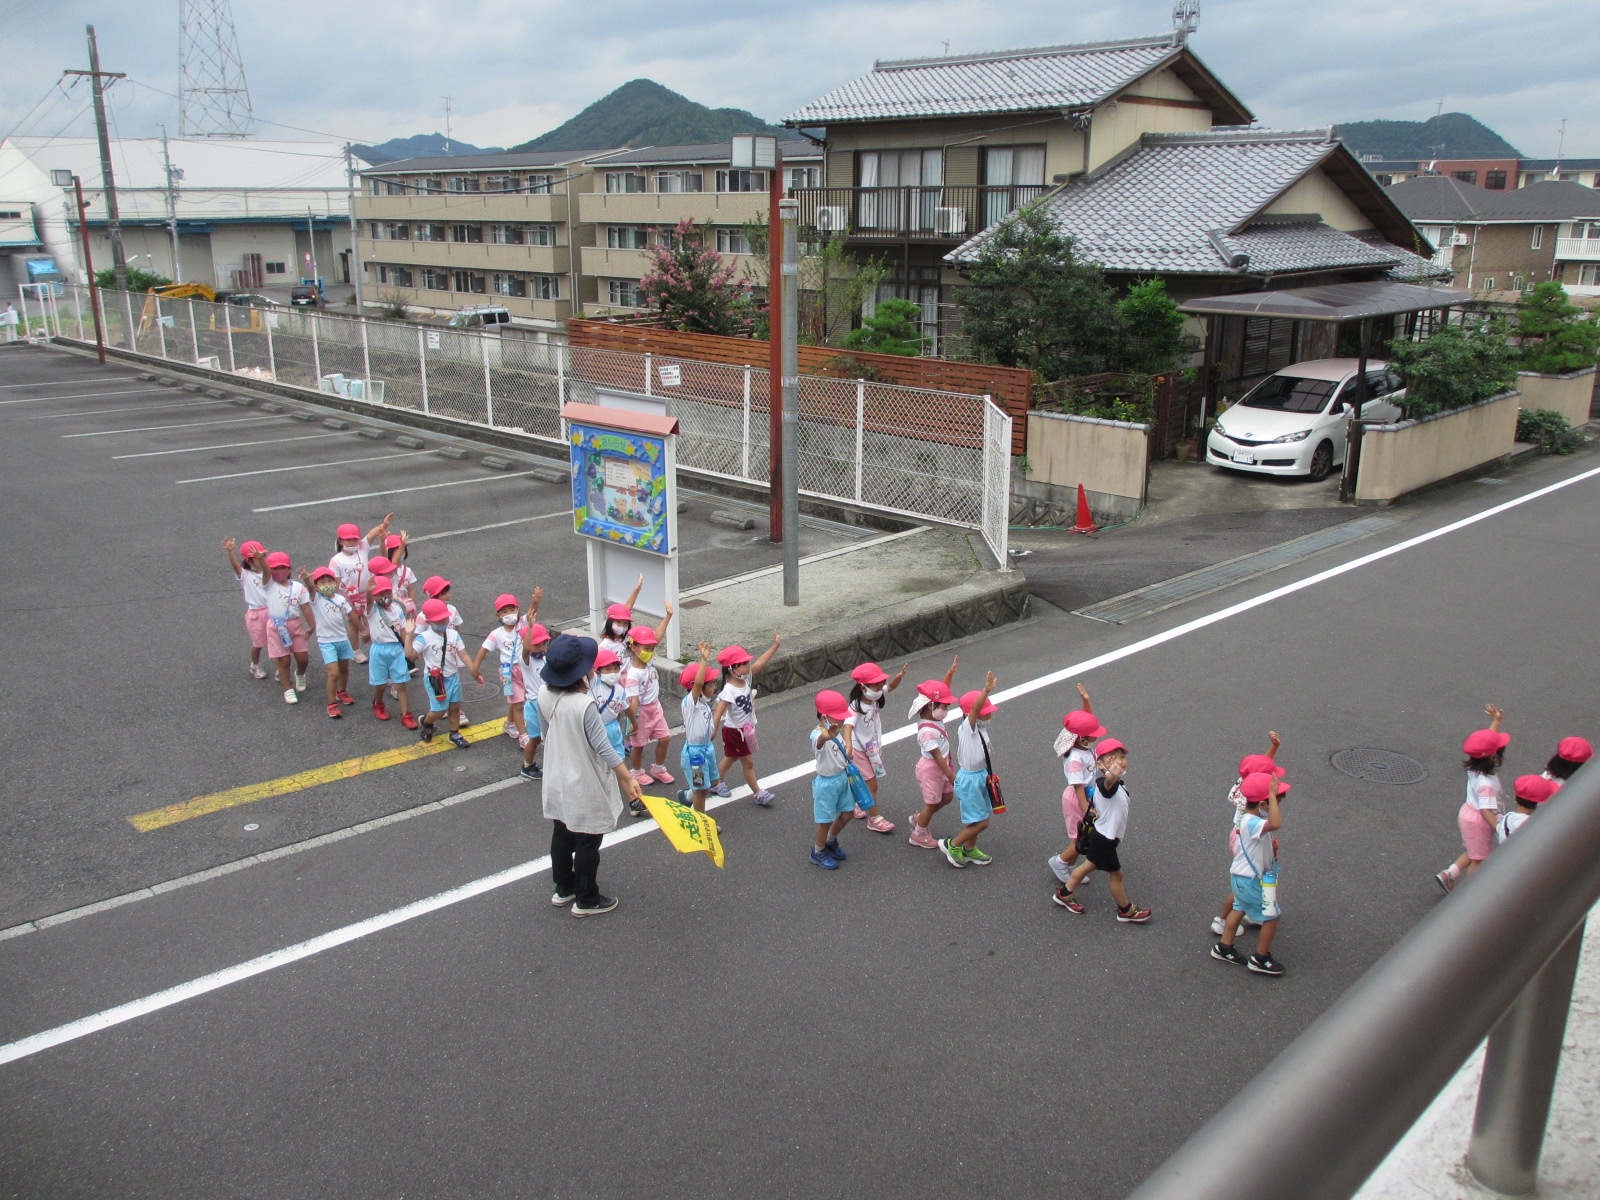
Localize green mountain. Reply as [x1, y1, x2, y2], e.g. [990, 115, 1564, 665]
[508, 79, 785, 153]
[1334, 113, 1522, 161]
[352, 133, 502, 164]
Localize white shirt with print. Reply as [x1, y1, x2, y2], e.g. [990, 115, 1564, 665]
[308, 590, 354, 644]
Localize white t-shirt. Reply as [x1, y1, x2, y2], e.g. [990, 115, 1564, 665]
[597, 634, 630, 666]
[954, 720, 990, 773]
[1063, 746, 1096, 789]
[810, 727, 848, 777]
[391, 564, 418, 604]
[1466, 771, 1503, 813]
[718, 679, 757, 729]
[845, 699, 885, 754]
[413, 627, 465, 677]
[329, 545, 370, 596]
[308, 590, 354, 644]
[916, 720, 949, 761]
[238, 568, 267, 610]
[480, 625, 522, 669]
[367, 597, 409, 644]
[623, 659, 660, 707]
[1231, 812, 1273, 877]
[263, 578, 310, 624]
[590, 672, 627, 724]
[522, 649, 547, 688]
[1496, 811, 1531, 844]
[1093, 777, 1131, 841]
[681, 694, 715, 745]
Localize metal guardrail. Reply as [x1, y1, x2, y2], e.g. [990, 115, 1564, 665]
[1126, 762, 1599, 1199]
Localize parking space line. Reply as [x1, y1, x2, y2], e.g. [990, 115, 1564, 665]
[0, 378, 142, 388]
[252, 470, 543, 512]
[408, 511, 574, 542]
[176, 450, 433, 484]
[113, 432, 345, 459]
[25, 400, 226, 419]
[64, 415, 279, 438]
[0, 388, 171, 406]
[126, 718, 508, 832]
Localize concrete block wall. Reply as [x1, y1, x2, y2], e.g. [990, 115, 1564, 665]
[1355, 390, 1521, 504]
[1516, 368, 1596, 428]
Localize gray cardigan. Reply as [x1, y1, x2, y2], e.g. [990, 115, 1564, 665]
[537, 684, 625, 835]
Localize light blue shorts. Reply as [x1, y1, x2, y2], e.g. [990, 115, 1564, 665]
[427, 672, 463, 713]
[521, 698, 543, 738]
[367, 642, 410, 686]
[681, 742, 720, 792]
[319, 638, 354, 664]
[603, 718, 624, 759]
[812, 772, 853, 823]
[955, 769, 993, 825]
[1230, 875, 1277, 923]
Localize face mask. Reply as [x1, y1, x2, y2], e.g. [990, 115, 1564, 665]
[634, 648, 655, 664]
[931, 705, 949, 719]
[340, 540, 359, 552]
[317, 582, 338, 597]
[609, 620, 628, 637]
[864, 687, 884, 701]
[500, 612, 518, 626]
[599, 669, 620, 683]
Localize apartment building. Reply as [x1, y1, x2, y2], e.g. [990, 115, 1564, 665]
[1367, 157, 1600, 191]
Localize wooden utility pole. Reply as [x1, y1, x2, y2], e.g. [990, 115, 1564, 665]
[65, 25, 129, 295]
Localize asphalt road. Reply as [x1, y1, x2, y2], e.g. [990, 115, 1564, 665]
[3, 342, 1599, 1200]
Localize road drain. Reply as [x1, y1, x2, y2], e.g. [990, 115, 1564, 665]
[1330, 748, 1429, 785]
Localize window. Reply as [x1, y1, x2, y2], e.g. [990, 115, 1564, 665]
[1532, 226, 1544, 250]
[1572, 222, 1600, 240]
[856, 149, 945, 231]
[450, 224, 483, 243]
[605, 172, 646, 194]
[531, 275, 560, 300]
[1375, 173, 1394, 186]
[715, 169, 766, 192]
[374, 263, 387, 284]
[526, 224, 557, 246]
[1483, 278, 1495, 290]
[483, 175, 519, 193]
[421, 177, 444, 194]
[526, 173, 554, 195]
[786, 166, 821, 190]
[489, 224, 525, 244]
[371, 222, 409, 240]
[491, 273, 528, 297]
[389, 266, 413, 287]
[1578, 264, 1600, 286]
[715, 227, 750, 254]
[453, 270, 486, 294]
[447, 175, 481, 193]
[655, 170, 703, 193]
[1452, 170, 1478, 185]
[265, 261, 287, 274]
[606, 226, 650, 249]
[983, 145, 1045, 225]
[419, 268, 448, 291]
[607, 279, 645, 307]
[415, 223, 445, 242]
[1486, 170, 1507, 190]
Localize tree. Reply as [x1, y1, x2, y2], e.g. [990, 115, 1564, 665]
[1113, 278, 1188, 374]
[95, 267, 170, 292]
[741, 220, 888, 346]
[841, 298, 923, 355]
[1514, 281, 1600, 374]
[952, 204, 1120, 380]
[636, 217, 753, 335]
[1386, 319, 1519, 418]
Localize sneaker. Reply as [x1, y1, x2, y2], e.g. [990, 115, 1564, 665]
[418, 722, 435, 743]
[400, 712, 419, 730]
[1047, 854, 1076, 884]
[353, 649, 368, 664]
[372, 700, 391, 721]
[853, 804, 868, 820]
[964, 846, 993, 866]
[1052, 887, 1085, 913]
[632, 769, 653, 787]
[249, 663, 268, 679]
[648, 764, 675, 784]
[336, 690, 355, 706]
[505, 725, 521, 740]
[326, 703, 343, 719]
[629, 798, 646, 818]
[387, 683, 399, 700]
[908, 819, 937, 849]
[753, 790, 776, 807]
[1117, 904, 1153, 924]
[572, 894, 619, 917]
[809, 847, 840, 870]
[518, 733, 532, 749]
[866, 813, 895, 834]
[1435, 870, 1456, 894]
[1211, 943, 1245, 966]
[938, 839, 967, 869]
[457, 713, 471, 727]
[550, 891, 576, 907]
[293, 674, 308, 692]
[1210, 916, 1229, 937]
[824, 838, 847, 862]
[519, 764, 542, 781]
[1248, 953, 1285, 976]
[449, 732, 470, 749]
[283, 688, 299, 705]
[711, 781, 732, 798]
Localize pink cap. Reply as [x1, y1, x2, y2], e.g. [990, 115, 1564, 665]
[525, 622, 550, 644]
[493, 593, 519, 612]
[680, 662, 721, 689]
[1556, 737, 1593, 764]
[851, 662, 890, 686]
[605, 602, 632, 620]
[1238, 753, 1286, 778]
[420, 598, 450, 623]
[422, 575, 450, 598]
[265, 552, 291, 569]
[367, 555, 395, 576]
[959, 690, 997, 719]
[627, 625, 658, 647]
[238, 540, 264, 559]
[717, 645, 753, 667]
[371, 578, 394, 595]
[916, 679, 956, 705]
[1095, 737, 1128, 759]
[815, 689, 850, 722]
[1063, 710, 1106, 738]
[309, 566, 336, 583]
[1514, 774, 1555, 804]
[1240, 771, 1290, 802]
[385, 533, 405, 551]
[336, 522, 361, 540]
[1463, 728, 1511, 758]
[593, 647, 621, 669]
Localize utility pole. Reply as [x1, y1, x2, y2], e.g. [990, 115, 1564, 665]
[161, 126, 183, 281]
[305, 209, 320, 292]
[65, 25, 128, 296]
[779, 197, 800, 605]
[51, 169, 107, 363]
[345, 144, 364, 315]
[442, 95, 453, 155]
[733, 134, 784, 541]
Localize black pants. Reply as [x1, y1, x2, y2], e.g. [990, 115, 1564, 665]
[550, 820, 603, 903]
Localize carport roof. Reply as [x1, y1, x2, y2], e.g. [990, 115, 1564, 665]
[1178, 280, 1472, 323]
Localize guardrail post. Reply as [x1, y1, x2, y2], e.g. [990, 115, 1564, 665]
[223, 303, 236, 372]
[854, 379, 866, 502]
[187, 299, 200, 362]
[556, 340, 566, 410]
[154, 297, 167, 358]
[265, 310, 276, 380]
[1465, 923, 1586, 1195]
[741, 364, 753, 479]
[481, 333, 494, 426]
[359, 313, 372, 384]
[417, 325, 430, 413]
[645, 352, 653, 396]
[121, 290, 135, 351]
[310, 311, 322, 381]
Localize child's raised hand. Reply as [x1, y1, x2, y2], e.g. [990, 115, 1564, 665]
[697, 640, 714, 660]
[984, 670, 998, 692]
[223, 536, 236, 551]
[770, 630, 781, 648]
[664, 599, 674, 615]
[1076, 682, 1090, 704]
[1268, 730, 1282, 752]
[530, 585, 542, 606]
[380, 512, 394, 528]
[1485, 703, 1504, 722]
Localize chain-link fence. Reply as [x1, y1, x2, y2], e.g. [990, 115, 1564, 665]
[48, 286, 1011, 564]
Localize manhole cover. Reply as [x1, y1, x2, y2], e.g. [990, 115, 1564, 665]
[1331, 748, 1429, 785]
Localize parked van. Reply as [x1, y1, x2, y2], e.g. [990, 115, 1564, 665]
[447, 305, 512, 330]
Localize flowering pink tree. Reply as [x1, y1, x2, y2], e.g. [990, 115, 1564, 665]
[637, 217, 754, 336]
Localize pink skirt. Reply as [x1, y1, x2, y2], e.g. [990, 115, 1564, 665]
[1458, 801, 1496, 862]
[916, 756, 953, 806]
[1061, 786, 1085, 837]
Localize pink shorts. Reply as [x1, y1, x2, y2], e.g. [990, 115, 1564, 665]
[244, 606, 269, 649]
[508, 663, 527, 705]
[850, 746, 877, 780]
[629, 700, 669, 746]
[1459, 801, 1496, 862]
[341, 590, 368, 617]
[1062, 786, 1085, 838]
[265, 616, 308, 659]
[916, 755, 953, 806]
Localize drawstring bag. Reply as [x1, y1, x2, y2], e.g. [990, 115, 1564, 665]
[980, 727, 1005, 814]
[833, 736, 875, 810]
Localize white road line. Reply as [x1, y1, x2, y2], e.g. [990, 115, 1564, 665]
[25, 400, 224, 419]
[64, 415, 278, 438]
[4, 460, 1598, 1068]
[0, 378, 142, 389]
[176, 450, 432, 484]
[252, 470, 543, 512]
[407, 510, 574, 542]
[113, 432, 345, 459]
[0, 387, 170, 406]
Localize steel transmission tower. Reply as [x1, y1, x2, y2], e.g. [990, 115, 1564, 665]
[178, 0, 254, 138]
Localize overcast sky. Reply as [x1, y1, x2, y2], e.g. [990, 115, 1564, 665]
[2, 0, 1592, 159]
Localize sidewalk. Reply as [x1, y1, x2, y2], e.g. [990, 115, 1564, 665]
[1354, 905, 1600, 1199]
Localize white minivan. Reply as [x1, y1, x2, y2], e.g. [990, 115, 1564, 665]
[1205, 358, 1406, 482]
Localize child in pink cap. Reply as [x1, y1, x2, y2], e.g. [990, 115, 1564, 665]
[1497, 775, 1555, 843]
[713, 633, 782, 804]
[1209, 732, 1282, 937]
[809, 689, 857, 869]
[1436, 704, 1509, 892]
[1053, 737, 1152, 922]
[261, 551, 313, 703]
[381, 532, 418, 614]
[223, 536, 270, 679]
[906, 656, 960, 848]
[843, 660, 907, 832]
[471, 588, 542, 742]
[595, 573, 645, 665]
[622, 604, 676, 786]
[1211, 772, 1288, 975]
[1048, 682, 1103, 887]
[329, 514, 392, 664]
[1541, 736, 1592, 794]
[938, 673, 1000, 868]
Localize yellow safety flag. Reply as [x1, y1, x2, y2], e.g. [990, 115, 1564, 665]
[639, 793, 725, 868]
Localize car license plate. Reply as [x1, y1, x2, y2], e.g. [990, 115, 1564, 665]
[1232, 450, 1255, 465]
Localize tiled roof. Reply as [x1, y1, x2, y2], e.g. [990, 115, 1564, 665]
[368, 148, 620, 172]
[1388, 176, 1600, 222]
[1217, 222, 1417, 275]
[785, 35, 1184, 124]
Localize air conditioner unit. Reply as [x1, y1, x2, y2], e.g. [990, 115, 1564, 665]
[935, 206, 967, 235]
[1452, 233, 1471, 246]
[816, 206, 848, 232]
[194, 355, 221, 371]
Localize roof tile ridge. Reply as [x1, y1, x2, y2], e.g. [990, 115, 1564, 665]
[874, 33, 1176, 70]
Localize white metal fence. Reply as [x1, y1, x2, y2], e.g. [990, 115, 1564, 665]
[34, 286, 1012, 564]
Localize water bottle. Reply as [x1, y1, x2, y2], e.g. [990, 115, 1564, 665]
[1260, 866, 1280, 920]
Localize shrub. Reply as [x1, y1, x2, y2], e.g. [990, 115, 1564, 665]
[1113, 278, 1189, 374]
[95, 267, 172, 292]
[1515, 282, 1600, 374]
[373, 290, 410, 320]
[1516, 408, 1581, 454]
[638, 217, 754, 336]
[1386, 320, 1519, 418]
[840, 298, 923, 356]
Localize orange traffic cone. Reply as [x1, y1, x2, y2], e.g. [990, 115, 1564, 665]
[1072, 483, 1098, 535]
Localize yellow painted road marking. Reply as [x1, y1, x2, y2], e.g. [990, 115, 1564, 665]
[128, 717, 509, 832]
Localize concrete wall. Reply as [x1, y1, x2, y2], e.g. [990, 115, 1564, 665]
[1516, 367, 1596, 427]
[1021, 410, 1149, 521]
[1355, 390, 1520, 504]
[1086, 67, 1212, 171]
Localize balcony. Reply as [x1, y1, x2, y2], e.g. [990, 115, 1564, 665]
[1556, 238, 1600, 262]
[793, 186, 1049, 241]
[577, 191, 770, 226]
[357, 192, 568, 223]
[358, 239, 569, 274]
